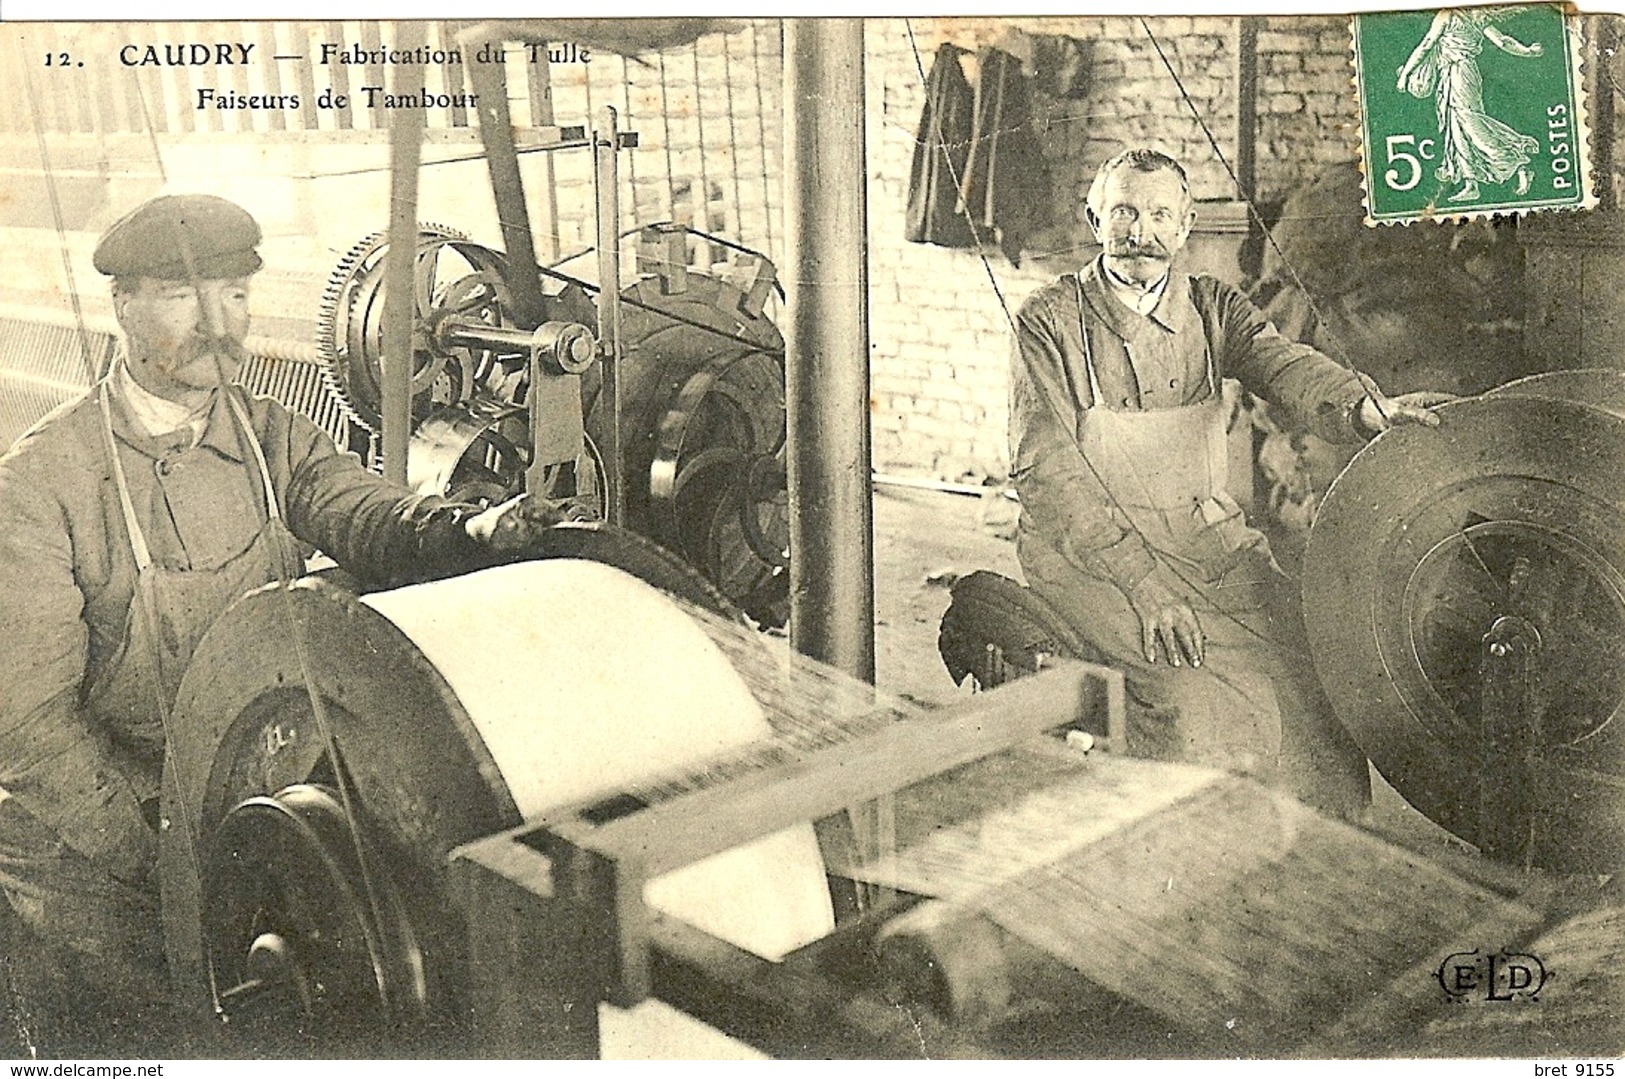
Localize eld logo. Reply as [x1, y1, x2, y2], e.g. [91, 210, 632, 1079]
[1436, 948, 1547, 1002]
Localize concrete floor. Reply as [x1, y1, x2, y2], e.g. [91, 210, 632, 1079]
[871, 482, 1022, 707]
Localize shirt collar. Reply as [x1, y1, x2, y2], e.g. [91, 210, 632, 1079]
[107, 359, 246, 462]
[1086, 256, 1196, 336]
[1100, 261, 1169, 316]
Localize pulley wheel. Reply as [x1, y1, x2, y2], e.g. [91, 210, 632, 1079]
[160, 528, 751, 1051]
[202, 784, 429, 1055]
[1304, 393, 1625, 870]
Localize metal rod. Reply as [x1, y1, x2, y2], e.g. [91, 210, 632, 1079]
[469, 52, 548, 328]
[594, 105, 626, 527]
[438, 320, 541, 353]
[380, 21, 428, 488]
[784, 19, 875, 684]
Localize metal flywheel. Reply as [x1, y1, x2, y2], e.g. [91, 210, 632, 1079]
[1304, 370, 1625, 871]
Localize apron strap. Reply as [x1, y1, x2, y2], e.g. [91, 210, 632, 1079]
[223, 389, 284, 523]
[98, 383, 154, 573]
[1073, 275, 1106, 408]
[1203, 328, 1218, 398]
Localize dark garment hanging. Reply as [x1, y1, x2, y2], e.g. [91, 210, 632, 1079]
[905, 42, 977, 248]
[1031, 33, 1092, 99]
[960, 46, 1049, 267]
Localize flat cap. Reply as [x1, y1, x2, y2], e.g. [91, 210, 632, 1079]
[93, 194, 263, 280]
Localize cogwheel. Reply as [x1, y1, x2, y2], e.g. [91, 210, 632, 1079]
[315, 223, 468, 435]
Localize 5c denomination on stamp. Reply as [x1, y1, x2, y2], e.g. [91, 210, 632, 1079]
[1353, 4, 1593, 224]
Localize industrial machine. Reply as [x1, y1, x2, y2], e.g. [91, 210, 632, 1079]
[142, 373, 1624, 1060]
[152, 527, 1622, 1058]
[8, 16, 1615, 1058]
[1303, 369, 1625, 874]
[313, 212, 791, 627]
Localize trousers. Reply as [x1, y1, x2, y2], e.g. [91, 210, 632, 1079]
[1019, 532, 1371, 820]
[0, 796, 178, 1057]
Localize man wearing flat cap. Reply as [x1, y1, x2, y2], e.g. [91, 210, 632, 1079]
[0, 195, 554, 1052]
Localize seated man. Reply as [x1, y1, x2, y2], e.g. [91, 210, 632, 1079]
[0, 195, 555, 1053]
[1010, 148, 1449, 819]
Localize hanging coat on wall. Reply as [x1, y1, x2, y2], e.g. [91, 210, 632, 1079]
[959, 46, 1049, 266]
[905, 43, 977, 248]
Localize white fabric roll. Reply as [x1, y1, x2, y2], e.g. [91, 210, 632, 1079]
[361, 559, 834, 963]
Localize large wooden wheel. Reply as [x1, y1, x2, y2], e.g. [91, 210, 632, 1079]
[157, 527, 826, 1056]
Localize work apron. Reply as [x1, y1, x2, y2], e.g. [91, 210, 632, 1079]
[0, 384, 303, 1042]
[1019, 278, 1369, 814]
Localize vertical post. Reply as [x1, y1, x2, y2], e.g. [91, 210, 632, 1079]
[1233, 16, 1261, 206]
[783, 18, 875, 684]
[380, 21, 427, 487]
[527, 45, 564, 263]
[470, 49, 548, 328]
[594, 105, 626, 526]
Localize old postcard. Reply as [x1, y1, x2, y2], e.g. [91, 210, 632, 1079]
[0, 7, 1621, 1067]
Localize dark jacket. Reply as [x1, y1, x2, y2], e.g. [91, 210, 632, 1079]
[0, 380, 476, 879]
[1010, 258, 1370, 591]
[906, 42, 976, 248]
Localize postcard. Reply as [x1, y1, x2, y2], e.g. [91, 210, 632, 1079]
[0, 9, 1620, 1066]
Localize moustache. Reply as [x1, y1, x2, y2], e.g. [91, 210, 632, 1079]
[1107, 240, 1169, 260]
[179, 335, 249, 367]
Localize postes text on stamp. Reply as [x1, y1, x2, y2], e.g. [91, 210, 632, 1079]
[1353, 4, 1592, 224]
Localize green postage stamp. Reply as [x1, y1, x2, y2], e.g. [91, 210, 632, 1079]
[1353, 4, 1593, 223]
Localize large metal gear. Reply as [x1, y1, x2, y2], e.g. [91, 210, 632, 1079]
[1304, 372, 1625, 872]
[316, 226, 517, 435]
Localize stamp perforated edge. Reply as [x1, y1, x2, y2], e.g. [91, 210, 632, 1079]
[1350, 4, 1599, 228]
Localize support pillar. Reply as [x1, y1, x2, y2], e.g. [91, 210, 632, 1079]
[783, 18, 874, 684]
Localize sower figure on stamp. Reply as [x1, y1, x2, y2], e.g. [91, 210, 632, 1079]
[1010, 148, 1452, 819]
[1396, 8, 1543, 203]
[0, 195, 565, 1055]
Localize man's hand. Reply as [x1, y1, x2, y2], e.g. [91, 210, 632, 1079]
[463, 492, 574, 553]
[1358, 390, 1457, 434]
[1127, 576, 1203, 668]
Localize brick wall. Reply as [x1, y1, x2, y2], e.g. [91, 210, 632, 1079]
[1253, 16, 1362, 208]
[861, 15, 1380, 482]
[865, 15, 1353, 482]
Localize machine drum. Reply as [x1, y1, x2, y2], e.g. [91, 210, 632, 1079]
[161, 554, 833, 1054]
[1304, 382, 1625, 872]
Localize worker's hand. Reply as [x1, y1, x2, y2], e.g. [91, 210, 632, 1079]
[463, 492, 573, 552]
[1127, 576, 1204, 668]
[1358, 390, 1457, 434]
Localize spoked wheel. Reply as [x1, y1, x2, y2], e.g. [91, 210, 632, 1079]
[648, 352, 788, 625]
[588, 270, 788, 625]
[202, 783, 427, 1056]
[1305, 387, 1625, 870]
[317, 227, 517, 435]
